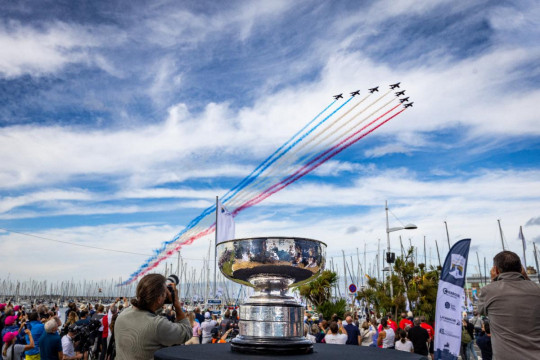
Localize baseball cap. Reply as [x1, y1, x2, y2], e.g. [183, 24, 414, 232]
[204, 312, 211, 319]
[2, 331, 18, 343]
[5, 315, 17, 326]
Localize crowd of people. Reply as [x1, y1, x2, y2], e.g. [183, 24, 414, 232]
[1, 250, 539, 360]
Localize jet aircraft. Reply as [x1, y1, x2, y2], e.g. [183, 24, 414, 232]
[350, 90, 360, 96]
[368, 87, 379, 93]
[390, 82, 401, 89]
[403, 102, 414, 108]
[399, 97, 409, 103]
[333, 94, 343, 100]
[395, 90, 406, 96]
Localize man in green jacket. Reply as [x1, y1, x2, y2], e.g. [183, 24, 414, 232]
[115, 274, 191, 360]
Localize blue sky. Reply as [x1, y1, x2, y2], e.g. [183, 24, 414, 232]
[1, 0, 539, 282]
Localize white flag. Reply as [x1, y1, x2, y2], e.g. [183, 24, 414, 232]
[216, 199, 235, 244]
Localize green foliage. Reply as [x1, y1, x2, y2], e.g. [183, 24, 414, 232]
[295, 270, 338, 308]
[356, 247, 440, 321]
[318, 299, 347, 321]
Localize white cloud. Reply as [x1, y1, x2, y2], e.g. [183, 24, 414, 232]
[0, 21, 121, 78]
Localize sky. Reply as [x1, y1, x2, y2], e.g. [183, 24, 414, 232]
[1, 0, 539, 285]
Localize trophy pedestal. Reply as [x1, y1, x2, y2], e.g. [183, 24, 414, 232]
[231, 303, 312, 355]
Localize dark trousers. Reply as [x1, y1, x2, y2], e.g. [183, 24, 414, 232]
[99, 337, 108, 360]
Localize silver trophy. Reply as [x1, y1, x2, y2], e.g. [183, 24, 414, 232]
[217, 237, 326, 354]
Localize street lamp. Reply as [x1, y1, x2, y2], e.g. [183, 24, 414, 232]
[385, 200, 417, 300]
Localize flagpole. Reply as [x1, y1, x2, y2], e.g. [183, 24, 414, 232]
[533, 242, 540, 284]
[214, 196, 218, 302]
[498, 219, 506, 250]
[519, 226, 527, 269]
[444, 221, 451, 250]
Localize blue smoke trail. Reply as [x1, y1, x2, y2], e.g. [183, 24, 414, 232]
[221, 97, 353, 204]
[221, 100, 337, 203]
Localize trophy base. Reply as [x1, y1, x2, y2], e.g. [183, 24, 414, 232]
[231, 336, 313, 355]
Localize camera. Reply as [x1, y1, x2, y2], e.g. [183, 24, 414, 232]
[164, 275, 179, 304]
[71, 320, 101, 353]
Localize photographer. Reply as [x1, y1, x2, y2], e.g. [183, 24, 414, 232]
[115, 274, 191, 360]
[61, 326, 84, 360]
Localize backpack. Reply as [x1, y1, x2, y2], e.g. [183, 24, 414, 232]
[461, 327, 472, 344]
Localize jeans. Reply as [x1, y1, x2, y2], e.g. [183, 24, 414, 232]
[467, 341, 478, 360]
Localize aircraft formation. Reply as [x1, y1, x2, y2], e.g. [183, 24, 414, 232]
[333, 83, 413, 108]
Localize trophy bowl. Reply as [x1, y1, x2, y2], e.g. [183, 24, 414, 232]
[217, 236, 326, 355]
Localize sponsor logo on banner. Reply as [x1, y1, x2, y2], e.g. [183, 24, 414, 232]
[444, 301, 457, 311]
[439, 315, 459, 325]
[449, 254, 466, 279]
[443, 288, 461, 299]
[439, 328, 461, 340]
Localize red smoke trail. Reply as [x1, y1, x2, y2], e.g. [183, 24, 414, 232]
[233, 106, 406, 215]
[128, 224, 216, 283]
[127, 106, 407, 283]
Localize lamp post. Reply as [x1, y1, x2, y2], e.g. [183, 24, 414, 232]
[385, 200, 417, 301]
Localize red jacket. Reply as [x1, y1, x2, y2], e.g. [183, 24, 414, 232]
[102, 315, 109, 338]
[399, 318, 413, 330]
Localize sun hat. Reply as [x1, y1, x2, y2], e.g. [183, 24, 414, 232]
[5, 315, 17, 326]
[2, 331, 18, 343]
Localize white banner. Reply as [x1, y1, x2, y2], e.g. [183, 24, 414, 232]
[216, 199, 235, 244]
[434, 280, 464, 359]
[434, 238, 471, 360]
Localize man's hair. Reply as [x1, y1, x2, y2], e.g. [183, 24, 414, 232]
[329, 321, 339, 334]
[345, 315, 353, 324]
[413, 317, 421, 326]
[493, 251, 522, 273]
[80, 310, 88, 318]
[44, 319, 58, 333]
[131, 273, 167, 311]
[419, 315, 426, 323]
[28, 312, 39, 322]
[381, 317, 388, 328]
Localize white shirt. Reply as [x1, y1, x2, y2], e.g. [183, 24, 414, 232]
[324, 333, 347, 344]
[395, 339, 414, 352]
[200, 319, 217, 338]
[382, 327, 395, 348]
[62, 334, 76, 357]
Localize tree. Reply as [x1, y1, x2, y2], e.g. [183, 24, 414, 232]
[295, 270, 338, 308]
[356, 247, 440, 322]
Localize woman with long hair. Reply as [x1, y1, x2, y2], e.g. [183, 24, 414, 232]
[61, 310, 79, 336]
[360, 320, 375, 346]
[185, 312, 201, 345]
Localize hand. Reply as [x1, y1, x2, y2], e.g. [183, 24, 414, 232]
[521, 266, 530, 280]
[490, 266, 499, 281]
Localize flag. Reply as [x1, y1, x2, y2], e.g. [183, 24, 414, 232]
[434, 238, 471, 360]
[216, 199, 235, 244]
[519, 226, 527, 268]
